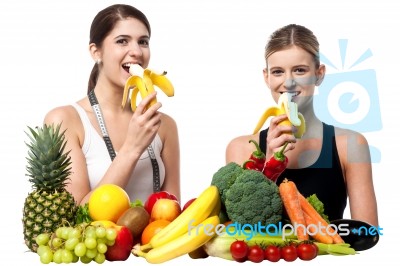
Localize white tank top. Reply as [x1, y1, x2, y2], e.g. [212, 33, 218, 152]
[71, 103, 165, 203]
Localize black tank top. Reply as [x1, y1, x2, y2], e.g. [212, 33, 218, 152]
[259, 123, 347, 221]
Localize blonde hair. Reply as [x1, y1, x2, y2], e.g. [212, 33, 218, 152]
[265, 24, 320, 68]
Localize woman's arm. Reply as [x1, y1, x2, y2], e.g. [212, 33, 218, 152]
[44, 94, 162, 205]
[336, 128, 378, 226]
[44, 105, 92, 205]
[44, 105, 144, 205]
[158, 113, 181, 202]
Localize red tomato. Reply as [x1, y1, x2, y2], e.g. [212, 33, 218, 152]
[281, 244, 297, 262]
[230, 240, 248, 261]
[297, 242, 318, 261]
[144, 191, 177, 214]
[264, 245, 281, 262]
[247, 245, 264, 263]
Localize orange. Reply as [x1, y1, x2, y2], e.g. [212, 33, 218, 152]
[88, 184, 131, 223]
[141, 219, 171, 245]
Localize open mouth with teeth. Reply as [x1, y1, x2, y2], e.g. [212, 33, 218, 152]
[280, 91, 300, 96]
[122, 63, 140, 73]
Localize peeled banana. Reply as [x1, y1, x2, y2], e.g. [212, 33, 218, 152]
[253, 92, 306, 138]
[138, 185, 221, 251]
[122, 64, 174, 111]
[133, 215, 220, 264]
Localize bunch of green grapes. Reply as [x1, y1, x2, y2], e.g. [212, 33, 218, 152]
[35, 223, 117, 264]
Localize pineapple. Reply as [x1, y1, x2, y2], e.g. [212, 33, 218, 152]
[22, 123, 77, 252]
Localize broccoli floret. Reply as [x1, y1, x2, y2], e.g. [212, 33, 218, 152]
[211, 162, 244, 203]
[225, 169, 282, 226]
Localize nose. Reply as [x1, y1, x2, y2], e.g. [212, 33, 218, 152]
[128, 43, 143, 57]
[284, 78, 296, 90]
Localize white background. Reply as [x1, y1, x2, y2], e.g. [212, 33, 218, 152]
[1, 0, 398, 265]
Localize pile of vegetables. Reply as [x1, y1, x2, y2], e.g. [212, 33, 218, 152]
[211, 162, 282, 226]
[204, 229, 356, 261]
[279, 179, 344, 244]
[205, 140, 358, 262]
[229, 239, 319, 262]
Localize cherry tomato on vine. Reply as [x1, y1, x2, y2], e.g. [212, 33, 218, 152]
[230, 240, 248, 261]
[248, 245, 264, 263]
[297, 242, 318, 261]
[264, 245, 281, 262]
[281, 244, 297, 262]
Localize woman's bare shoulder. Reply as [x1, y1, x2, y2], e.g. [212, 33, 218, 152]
[334, 126, 371, 164]
[43, 104, 86, 138]
[160, 112, 177, 128]
[227, 134, 258, 149]
[226, 134, 259, 164]
[44, 105, 78, 124]
[334, 126, 369, 144]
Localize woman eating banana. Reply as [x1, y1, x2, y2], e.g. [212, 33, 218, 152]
[226, 24, 378, 227]
[43, 4, 180, 205]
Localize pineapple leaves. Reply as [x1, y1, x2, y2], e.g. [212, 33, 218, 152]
[24, 123, 72, 191]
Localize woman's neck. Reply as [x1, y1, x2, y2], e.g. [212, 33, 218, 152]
[92, 82, 129, 113]
[299, 106, 322, 139]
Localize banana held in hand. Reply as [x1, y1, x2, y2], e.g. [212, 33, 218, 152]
[253, 92, 306, 138]
[122, 64, 174, 111]
[133, 215, 220, 264]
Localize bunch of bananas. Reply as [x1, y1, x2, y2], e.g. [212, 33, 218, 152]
[122, 64, 174, 111]
[253, 92, 306, 138]
[132, 185, 221, 264]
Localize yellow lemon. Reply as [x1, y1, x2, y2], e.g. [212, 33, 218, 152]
[89, 184, 131, 223]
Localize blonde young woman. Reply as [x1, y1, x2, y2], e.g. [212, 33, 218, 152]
[226, 24, 378, 226]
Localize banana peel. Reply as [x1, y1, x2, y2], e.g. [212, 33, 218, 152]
[253, 92, 306, 138]
[122, 64, 174, 111]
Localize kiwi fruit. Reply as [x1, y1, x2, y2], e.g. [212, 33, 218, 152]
[116, 206, 150, 238]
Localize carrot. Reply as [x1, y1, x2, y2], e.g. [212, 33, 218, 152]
[298, 192, 344, 244]
[279, 179, 308, 241]
[303, 212, 333, 244]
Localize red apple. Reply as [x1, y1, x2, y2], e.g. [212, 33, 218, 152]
[182, 198, 197, 211]
[105, 225, 134, 261]
[150, 198, 181, 222]
[144, 191, 178, 214]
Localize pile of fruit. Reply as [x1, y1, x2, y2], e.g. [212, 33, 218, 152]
[31, 182, 201, 264]
[22, 123, 215, 264]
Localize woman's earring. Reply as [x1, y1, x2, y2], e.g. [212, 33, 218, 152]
[96, 59, 101, 65]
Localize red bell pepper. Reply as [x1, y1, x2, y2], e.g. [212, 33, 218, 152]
[243, 140, 266, 171]
[263, 142, 289, 182]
